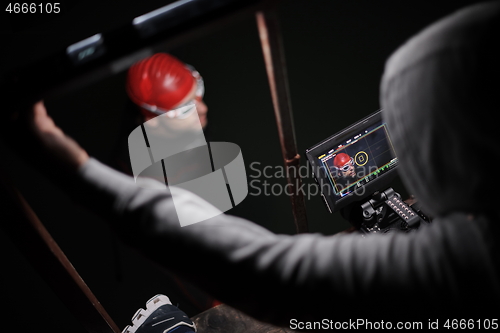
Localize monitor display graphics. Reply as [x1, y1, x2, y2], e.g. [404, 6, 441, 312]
[318, 123, 397, 198]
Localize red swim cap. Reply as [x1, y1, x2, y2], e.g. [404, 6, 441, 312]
[333, 153, 352, 168]
[126, 53, 195, 113]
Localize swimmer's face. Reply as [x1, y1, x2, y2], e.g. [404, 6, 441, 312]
[341, 161, 356, 177]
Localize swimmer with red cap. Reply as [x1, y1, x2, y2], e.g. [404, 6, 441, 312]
[126, 53, 208, 128]
[333, 153, 356, 178]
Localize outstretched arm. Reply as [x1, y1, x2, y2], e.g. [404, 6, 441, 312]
[18, 102, 370, 323]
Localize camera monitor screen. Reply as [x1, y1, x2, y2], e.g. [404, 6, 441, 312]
[305, 110, 398, 213]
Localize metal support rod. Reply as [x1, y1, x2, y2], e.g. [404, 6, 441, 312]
[256, 10, 309, 233]
[0, 176, 121, 333]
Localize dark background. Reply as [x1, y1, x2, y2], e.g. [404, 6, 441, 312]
[0, 0, 486, 331]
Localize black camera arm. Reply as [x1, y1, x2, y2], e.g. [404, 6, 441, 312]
[361, 188, 423, 232]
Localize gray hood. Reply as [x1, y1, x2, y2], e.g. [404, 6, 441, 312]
[381, 1, 500, 217]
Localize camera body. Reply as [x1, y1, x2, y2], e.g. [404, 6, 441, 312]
[305, 110, 431, 234]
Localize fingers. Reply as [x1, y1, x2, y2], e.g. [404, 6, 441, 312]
[31, 101, 64, 138]
[29, 101, 89, 170]
[33, 101, 47, 117]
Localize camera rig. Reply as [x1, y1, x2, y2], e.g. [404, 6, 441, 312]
[341, 187, 432, 234]
[305, 110, 432, 234]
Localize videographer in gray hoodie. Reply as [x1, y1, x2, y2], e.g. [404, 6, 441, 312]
[6, 1, 500, 328]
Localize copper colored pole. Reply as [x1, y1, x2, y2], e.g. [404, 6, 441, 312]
[256, 10, 308, 233]
[0, 176, 121, 333]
